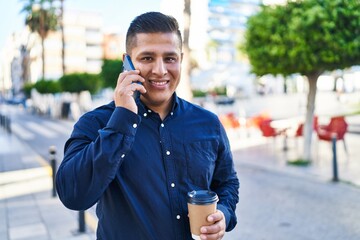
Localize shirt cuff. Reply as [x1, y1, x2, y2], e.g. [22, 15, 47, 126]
[106, 107, 141, 136]
[217, 204, 231, 231]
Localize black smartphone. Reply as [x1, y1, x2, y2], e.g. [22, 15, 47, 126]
[123, 54, 135, 71]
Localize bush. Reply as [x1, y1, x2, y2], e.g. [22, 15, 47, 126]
[59, 73, 102, 94]
[192, 89, 207, 97]
[34, 79, 61, 94]
[101, 59, 123, 88]
[213, 86, 227, 96]
[22, 82, 35, 98]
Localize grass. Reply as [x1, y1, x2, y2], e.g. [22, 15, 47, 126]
[287, 159, 312, 166]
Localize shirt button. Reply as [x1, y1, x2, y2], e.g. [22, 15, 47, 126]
[170, 112, 174, 115]
[148, 109, 152, 112]
[166, 151, 170, 155]
[161, 123, 165, 127]
[121, 154, 125, 158]
[132, 123, 137, 128]
[143, 113, 147, 117]
[171, 183, 175, 188]
[176, 215, 181, 220]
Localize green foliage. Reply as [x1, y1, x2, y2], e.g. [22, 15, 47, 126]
[22, 82, 35, 98]
[34, 79, 61, 94]
[242, 0, 360, 77]
[214, 86, 227, 96]
[101, 59, 123, 88]
[287, 159, 311, 166]
[59, 73, 102, 94]
[22, 0, 59, 38]
[192, 89, 207, 98]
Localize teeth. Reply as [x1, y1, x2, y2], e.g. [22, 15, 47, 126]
[151, 81, 167, 86]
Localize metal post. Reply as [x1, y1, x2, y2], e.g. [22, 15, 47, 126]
[49, 146, 57, 197]
[6, 116, 11, 134]
[332, 135, 338, 182]
[79, 210, 86, 233]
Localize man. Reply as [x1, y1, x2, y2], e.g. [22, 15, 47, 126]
[56, 12, 239, 240]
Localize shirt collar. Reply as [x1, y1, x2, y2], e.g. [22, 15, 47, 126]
[137, 93, 180, 118]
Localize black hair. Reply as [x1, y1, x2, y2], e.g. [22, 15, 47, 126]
[126, 12, 182, 53]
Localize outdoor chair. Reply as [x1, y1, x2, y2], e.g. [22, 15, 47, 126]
[295, 116, 319, 137]
[316, 116, 348, 153]
[219, 112, 240, 130]
[259, 119, 280, 138]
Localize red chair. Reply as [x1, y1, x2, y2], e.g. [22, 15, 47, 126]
[295, 116, 318, 137]
[316, 116, 348, 153]
[219, 112, 240, 130]
[259, 119, 279, 138]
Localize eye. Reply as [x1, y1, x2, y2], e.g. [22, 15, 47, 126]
[141, 56, 153, 61]
[165, 57, 177, 63]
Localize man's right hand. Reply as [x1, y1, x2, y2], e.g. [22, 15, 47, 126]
[113, 70, 146, 113]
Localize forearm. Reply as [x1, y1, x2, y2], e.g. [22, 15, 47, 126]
[56, 107, 140, 210]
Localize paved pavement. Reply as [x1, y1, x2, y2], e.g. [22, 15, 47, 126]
[1, 92, 360, 239]
[0, 129, 96, 240]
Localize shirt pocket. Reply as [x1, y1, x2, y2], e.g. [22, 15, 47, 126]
[184, 140, 217, 188]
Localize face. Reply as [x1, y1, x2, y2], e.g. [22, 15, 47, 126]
[130, 32, 182, 111]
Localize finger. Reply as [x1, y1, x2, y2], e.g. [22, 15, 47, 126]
[207, 211, 223, 223]
[200, 231, 224, 240]
[200, 222, 222, 235]
[127, 83, 146, 96]
[116, 70, 143, 86]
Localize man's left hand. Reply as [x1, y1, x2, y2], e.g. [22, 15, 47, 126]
[199, 210, 226, 240]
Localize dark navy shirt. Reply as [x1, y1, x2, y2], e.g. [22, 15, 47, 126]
[56, 94, 239, 240]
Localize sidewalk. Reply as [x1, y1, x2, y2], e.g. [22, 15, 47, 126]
[228, 114, 360, 187]
[0, 129, 96, 240]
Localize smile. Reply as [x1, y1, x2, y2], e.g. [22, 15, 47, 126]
[149, 80, 169, 86]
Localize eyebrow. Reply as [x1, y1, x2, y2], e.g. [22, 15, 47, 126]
[138, 51, 180, 56]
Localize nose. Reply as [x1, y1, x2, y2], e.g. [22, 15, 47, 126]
[152, 59, 167, 76]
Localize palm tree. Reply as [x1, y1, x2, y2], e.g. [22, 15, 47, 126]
[22, 0, 58, 79]
[59, 0, 65, 75]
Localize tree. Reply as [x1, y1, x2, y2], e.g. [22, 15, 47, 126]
[22, 0, 58, 79]
[178, 0, 193, 101]
[59, 0, 65, 75]
[242, 0, 360, 161]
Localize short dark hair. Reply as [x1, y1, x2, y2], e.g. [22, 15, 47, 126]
[126, 12, 183, 54]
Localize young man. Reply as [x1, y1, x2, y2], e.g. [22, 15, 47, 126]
[56, 12, 239, 240]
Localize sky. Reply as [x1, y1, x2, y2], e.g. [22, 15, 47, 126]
[0, 0, 162, 49]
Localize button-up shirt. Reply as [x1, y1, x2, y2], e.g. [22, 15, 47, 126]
[56, 94, 239, 240]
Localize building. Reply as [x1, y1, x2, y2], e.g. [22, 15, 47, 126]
[0, 9, 106, 98]
[103, 32, 124, 60]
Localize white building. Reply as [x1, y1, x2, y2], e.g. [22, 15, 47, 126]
[0, 9, 104, 98]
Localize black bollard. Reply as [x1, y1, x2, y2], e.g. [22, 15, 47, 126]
[79, 210, 86, 233]
[331, 135, 338, 182]
[6, 116, 11, 134]
[49, 146, 57, 197]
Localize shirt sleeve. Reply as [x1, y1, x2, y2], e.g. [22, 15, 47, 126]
[56, 107, 141, 210]
[212, 121, 240, 232]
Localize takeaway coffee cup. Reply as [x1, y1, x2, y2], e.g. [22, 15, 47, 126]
[187, 190, 219, 240]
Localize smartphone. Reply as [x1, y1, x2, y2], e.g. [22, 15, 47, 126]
[123, 54, 135, 71]
[123, 54, 141, 98]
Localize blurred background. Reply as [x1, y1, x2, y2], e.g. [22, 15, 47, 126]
[1, 0, 360, 239]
